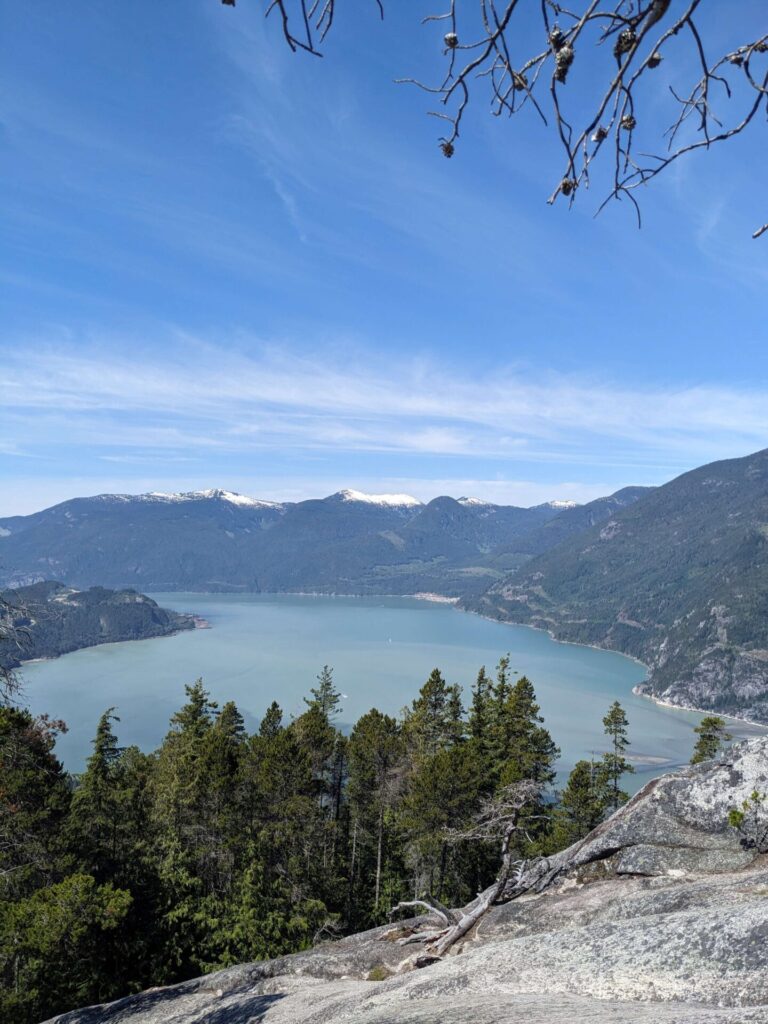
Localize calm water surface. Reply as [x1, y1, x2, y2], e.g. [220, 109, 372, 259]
[20, 594, 763, 782]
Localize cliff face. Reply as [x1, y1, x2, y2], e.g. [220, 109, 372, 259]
[48, 738, 768, 1024]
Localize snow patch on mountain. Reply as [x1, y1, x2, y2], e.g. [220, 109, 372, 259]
[545, 500, 580, 510]
[458, 496, 495, 507]
[90, 490, 284, 509]
[149, 489, 283, 509]
[332, 489, 423, 508]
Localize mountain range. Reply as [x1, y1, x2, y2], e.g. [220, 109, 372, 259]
[3, 449, 768, 722]
[0, 486, 647, 597]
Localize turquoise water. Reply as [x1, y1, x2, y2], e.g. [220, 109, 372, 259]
[18, 594, 762, 782]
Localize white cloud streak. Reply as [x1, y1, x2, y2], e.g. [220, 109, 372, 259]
[1, 337, 766, 473]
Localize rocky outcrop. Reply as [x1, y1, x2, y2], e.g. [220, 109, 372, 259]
[635, 646, 768, 723]
[48, 738, 768, 1024]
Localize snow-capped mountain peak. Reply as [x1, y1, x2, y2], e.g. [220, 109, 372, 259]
[332, 489, 423, 508]
[545, 499, 580, 510]
[133, 489, 283, 509]
[457, 496, 495, 508]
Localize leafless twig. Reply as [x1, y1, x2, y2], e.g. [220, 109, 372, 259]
[242, 1, 768, 235]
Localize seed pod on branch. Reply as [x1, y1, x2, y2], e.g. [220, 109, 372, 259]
[440, 141, 455, 158]
[444, 32, 458, 49]
[647, 51, 663, 68]
[614, 29, 636, 59]
[560, 178, 577, 197]
[549, 25, 565, 52]
[620, 114, 636, 131]
[591, 125, 608, 143]
[555, 45, 574, 83]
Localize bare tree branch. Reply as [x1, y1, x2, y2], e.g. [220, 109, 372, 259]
[389, 780, 547, 959]
[237, 1, 767, 236]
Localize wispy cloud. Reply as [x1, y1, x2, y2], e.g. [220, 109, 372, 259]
[2, 336, 766, 475]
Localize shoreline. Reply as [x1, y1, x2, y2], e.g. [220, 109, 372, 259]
[455, 605, 768, 732]
[458, 604, 651, 670]
[16, 618, 200, 671]
[20, 588, 768, 733]
[631, 685, 768, 732]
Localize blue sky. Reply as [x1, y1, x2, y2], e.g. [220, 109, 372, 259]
[1, 1, 766, 516]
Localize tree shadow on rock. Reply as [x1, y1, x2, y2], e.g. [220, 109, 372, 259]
[197, 993, 286, 1023]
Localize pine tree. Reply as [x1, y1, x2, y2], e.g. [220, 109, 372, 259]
[488, 655, 515, 775]
[400, 742, 483, 903]
[468, 666, 492, 748]
[601, 701, 634, 810]
[259, 700, 283, 738]
[496, 677, 560, 787]
[149, 680, 222, 977]
[241, 706, 331, 950]
[0, 708, 71, 901]
[0, 874, 132, 1024]
[691, 716, 732, 764]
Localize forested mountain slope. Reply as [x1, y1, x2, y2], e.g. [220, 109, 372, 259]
[0, 487, 645, 596]
[0, 581, 194, 668]
[468, 449, 768, 721]
[487, 486, 652, 570]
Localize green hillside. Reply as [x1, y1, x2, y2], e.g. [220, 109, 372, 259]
[468, 449, 768, 721]
[0, 582, 194, 669]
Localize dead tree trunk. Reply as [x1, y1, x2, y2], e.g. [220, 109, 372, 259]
[389, 779, 545, 960]
[375, 806, 383, 907]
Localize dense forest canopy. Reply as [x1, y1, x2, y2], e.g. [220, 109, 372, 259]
[0, 654, 727, 1023]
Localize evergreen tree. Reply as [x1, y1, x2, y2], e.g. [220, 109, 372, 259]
[69, 708, 125, 880]
[400, 742, 482, 903]
[550, 759, 611, 850]
[347, 710, 403, 922]
[0, 874, 132, 1024]
[488, 655, 514, 775]
[291, 703, 338, 802]
[468, 666, 492, 750]
[496, 677, 560, 787]
[257, 717, 333, 931]
[403, 669, 462, 758]
[305, 665, 342, 719]
[0, 708, 71, 901]
[601, 701, 634, 810]
[259, 700, 283, 738]
[691, 716, 732, 764]
[148, 680, 222, 976]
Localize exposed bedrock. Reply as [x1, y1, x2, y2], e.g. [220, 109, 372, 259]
[49, 737, 768, 1024]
